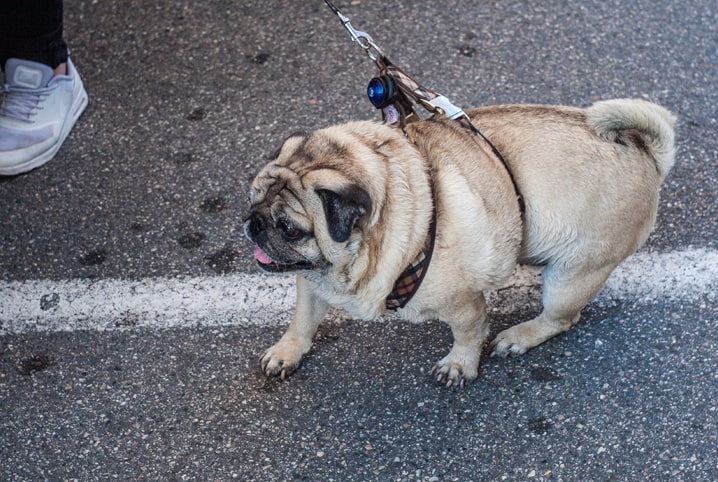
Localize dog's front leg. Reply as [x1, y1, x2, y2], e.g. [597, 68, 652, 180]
[431, 291, 490, 388]
[259, 275, 329, 379]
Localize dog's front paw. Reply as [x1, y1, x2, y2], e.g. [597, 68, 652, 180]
[430, 346, 480, 388]
[259, 338, 310, 380]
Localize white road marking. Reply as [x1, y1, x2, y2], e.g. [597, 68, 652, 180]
[1, 248, 716, 335]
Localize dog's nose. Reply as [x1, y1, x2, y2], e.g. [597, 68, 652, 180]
[245, 213, 265, 240]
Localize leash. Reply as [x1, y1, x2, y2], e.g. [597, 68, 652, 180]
[323, 0, 524, 214]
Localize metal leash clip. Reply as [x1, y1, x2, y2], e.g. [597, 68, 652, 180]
[323, 0, 384, 62]
[324, 0, 468, 126]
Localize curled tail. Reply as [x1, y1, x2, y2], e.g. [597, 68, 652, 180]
[587, 98, 676, 179]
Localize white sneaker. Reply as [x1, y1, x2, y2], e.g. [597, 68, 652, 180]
[0, 57, 88, 175]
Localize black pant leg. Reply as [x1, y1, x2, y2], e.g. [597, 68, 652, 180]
[0, 0, 67, 69]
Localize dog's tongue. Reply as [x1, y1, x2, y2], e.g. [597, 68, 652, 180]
[254, 246, 274, 265]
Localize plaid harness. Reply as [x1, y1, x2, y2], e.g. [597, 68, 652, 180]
[385, 181, 437, 310]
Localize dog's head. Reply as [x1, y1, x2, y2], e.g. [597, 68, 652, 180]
[244, 126, 385, 274]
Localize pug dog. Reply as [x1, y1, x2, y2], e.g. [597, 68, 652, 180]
[244, 98, 675, 387]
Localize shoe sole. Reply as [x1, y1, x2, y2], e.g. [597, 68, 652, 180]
[0, 82, 89, 176]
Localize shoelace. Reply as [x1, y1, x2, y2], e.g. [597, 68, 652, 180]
[0, 84, 54, 123]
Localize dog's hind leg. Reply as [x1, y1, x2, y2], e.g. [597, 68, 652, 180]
[490, 260, 620, 357]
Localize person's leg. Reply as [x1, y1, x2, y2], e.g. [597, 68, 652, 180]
[0, 0, 87, 176]
[0, 0, 67, 70]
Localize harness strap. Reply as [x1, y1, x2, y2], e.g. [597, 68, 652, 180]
[379, 57, 525, 215]
[455, 116, 525, 214]
[385, 178, 437, 310]
[384, 116, 524, 310]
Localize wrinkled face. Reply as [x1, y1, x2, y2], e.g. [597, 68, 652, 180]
[244, 131, 372, 273]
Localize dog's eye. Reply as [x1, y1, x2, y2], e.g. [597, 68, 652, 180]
[278, 220, 303, 241]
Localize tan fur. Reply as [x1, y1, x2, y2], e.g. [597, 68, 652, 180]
[246, 98, 676, 386]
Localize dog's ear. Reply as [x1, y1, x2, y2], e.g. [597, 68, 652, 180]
[316, 185, 372, 243]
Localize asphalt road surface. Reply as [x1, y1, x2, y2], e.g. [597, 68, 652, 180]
[1, 1, 716, 481]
